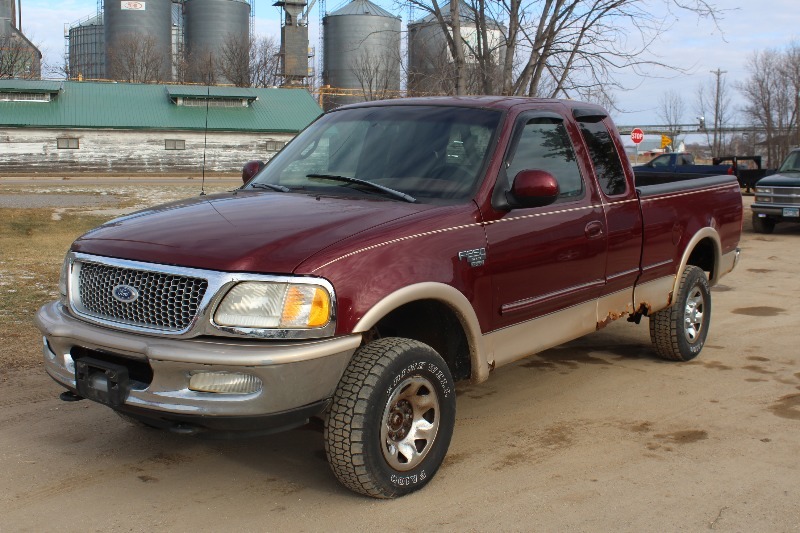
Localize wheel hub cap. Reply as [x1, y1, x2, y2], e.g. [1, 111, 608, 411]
[683, 286, 705, 343]
[380, 376, 440, 471]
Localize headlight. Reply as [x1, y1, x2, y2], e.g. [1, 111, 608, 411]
[214, 282, 331, 329]
[58, 255, 70, 304]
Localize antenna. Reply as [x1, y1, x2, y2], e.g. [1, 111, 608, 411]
[200, 84, 210, 196]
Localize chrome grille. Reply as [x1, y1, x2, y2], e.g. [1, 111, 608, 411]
[771, 188, 800, 205]
[75, 261, 208, 331]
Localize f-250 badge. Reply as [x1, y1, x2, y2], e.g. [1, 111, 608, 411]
[458, 248, 486, 267]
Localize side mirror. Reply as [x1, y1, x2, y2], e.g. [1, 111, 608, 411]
[508, 169, 559, 208]
[242, 160, 266, 184]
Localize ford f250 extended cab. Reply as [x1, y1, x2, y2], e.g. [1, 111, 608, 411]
[632, 152, 734, 186]
[36, 97, 742, 498]
[751, 148, 800, 233]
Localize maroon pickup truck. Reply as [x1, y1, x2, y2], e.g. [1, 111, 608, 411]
[36, 97, 742, 498]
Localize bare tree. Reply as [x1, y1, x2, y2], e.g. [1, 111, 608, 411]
[0, 32, 41, 79]
[658, 90, 685, 150]
[738, 48, 797, 166]
[350, 46, 400, 101]
[250, 35, 282, 88]
[219, 33, 251, 87]
[403, 0, 726, 99]
[190, 48, 218, 86]
[107, 33, 166, 83]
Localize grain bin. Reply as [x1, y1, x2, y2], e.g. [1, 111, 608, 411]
[322, 0, 400, 111]
[104, 0, 173, 81]
[184, 0, 251, 84]
[68, 14, 105, 80]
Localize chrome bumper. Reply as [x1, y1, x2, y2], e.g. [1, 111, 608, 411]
[35, 302, 360, 423]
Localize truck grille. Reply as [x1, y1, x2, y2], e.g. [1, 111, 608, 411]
[771, 188, 800, 205]
[74, 261, 208, 331]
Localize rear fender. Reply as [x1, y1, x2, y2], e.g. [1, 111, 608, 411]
[674, 227, 722, 295]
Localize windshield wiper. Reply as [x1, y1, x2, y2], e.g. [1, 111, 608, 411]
[307, 174, 416, 203]
[250, 182, 291, 193]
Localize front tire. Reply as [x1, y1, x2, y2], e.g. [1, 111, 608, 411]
[649, 266, 711, 361]
[324, 338, 456, 498]
[752, 214, 775, 234]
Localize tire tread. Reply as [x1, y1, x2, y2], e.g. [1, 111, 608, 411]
[324, 337, 429, 498]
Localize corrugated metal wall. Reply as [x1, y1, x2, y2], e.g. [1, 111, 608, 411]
[69, 16, 105, 80]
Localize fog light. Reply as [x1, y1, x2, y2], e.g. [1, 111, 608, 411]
[189, 372, 262, 394]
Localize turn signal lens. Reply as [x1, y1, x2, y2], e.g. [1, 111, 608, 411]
[280, 285, 331, 328]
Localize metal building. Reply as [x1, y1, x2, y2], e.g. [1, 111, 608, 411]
[68, 14, 105, 80]
[104, 0, 173, 82]
[184, 0, 251, 84]
[0, 0, 15, 26]
[275, 0, 309, 87]
[1, 0, 42, 79]
[322, 0, 400, 111]
[407, 1, 506, 96]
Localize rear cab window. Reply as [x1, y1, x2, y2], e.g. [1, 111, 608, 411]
[577, 120, 628, 197]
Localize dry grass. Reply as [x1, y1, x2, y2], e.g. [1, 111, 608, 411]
[0, 209, 112, 372]
[0, 180, 237, 374]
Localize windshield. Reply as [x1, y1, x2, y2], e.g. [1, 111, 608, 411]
[778, 150, 800, 173]
[250, 105, 502, 203]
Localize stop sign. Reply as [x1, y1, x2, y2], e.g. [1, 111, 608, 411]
[631, 128, 644, 144]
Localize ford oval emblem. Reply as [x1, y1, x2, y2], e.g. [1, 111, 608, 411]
[112, 284, 139, 303]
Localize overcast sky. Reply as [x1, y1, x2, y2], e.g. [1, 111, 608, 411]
[14, 0, 800, 126]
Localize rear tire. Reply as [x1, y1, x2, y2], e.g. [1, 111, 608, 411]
[324, 338, 456, 498]
[649, 266, 711, 361]
[752, 214, 775, 234]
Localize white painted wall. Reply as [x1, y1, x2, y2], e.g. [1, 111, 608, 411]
[0, 128, 295, 175]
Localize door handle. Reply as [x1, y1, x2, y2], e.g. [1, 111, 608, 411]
[585, 221, 604, 239]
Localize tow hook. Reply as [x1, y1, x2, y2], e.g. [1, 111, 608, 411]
[59, 390, 84, 402]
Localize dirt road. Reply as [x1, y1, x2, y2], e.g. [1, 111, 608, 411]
[1, 189, 798, 532]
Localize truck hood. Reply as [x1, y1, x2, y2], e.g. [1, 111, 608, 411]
[755, 172, 800, 187]
[72, 191, 429, 273]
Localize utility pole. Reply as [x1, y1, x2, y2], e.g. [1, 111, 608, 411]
[711, 68, 727, 156]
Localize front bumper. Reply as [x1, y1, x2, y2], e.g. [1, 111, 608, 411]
[35, 301, 361, 432]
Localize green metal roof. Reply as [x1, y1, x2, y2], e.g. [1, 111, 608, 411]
[0, 80, 322, 133]
[0, 79, 63, 93]
[165, 85, 258, 99]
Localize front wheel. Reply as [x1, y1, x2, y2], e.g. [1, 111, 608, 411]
[649, 266, 711, 361]
[752, 214, 775, 234]
[324, 338, 456, 498]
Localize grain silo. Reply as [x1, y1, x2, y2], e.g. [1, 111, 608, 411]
[68, 14, 105, 80]
[104, 0, 173, 82]
[0, 0, 14, 26]
[408, 2, 506, 96]
[184, 0, 251, 84]
[322, 0, 400, 111]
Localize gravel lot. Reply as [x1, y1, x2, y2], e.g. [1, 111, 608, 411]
[1, 182, 798, 532]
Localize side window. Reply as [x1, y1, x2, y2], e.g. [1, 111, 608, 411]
[506, 118, 583, 200]
[578, 120, 627, 196]
[651, 155, 668, 167]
